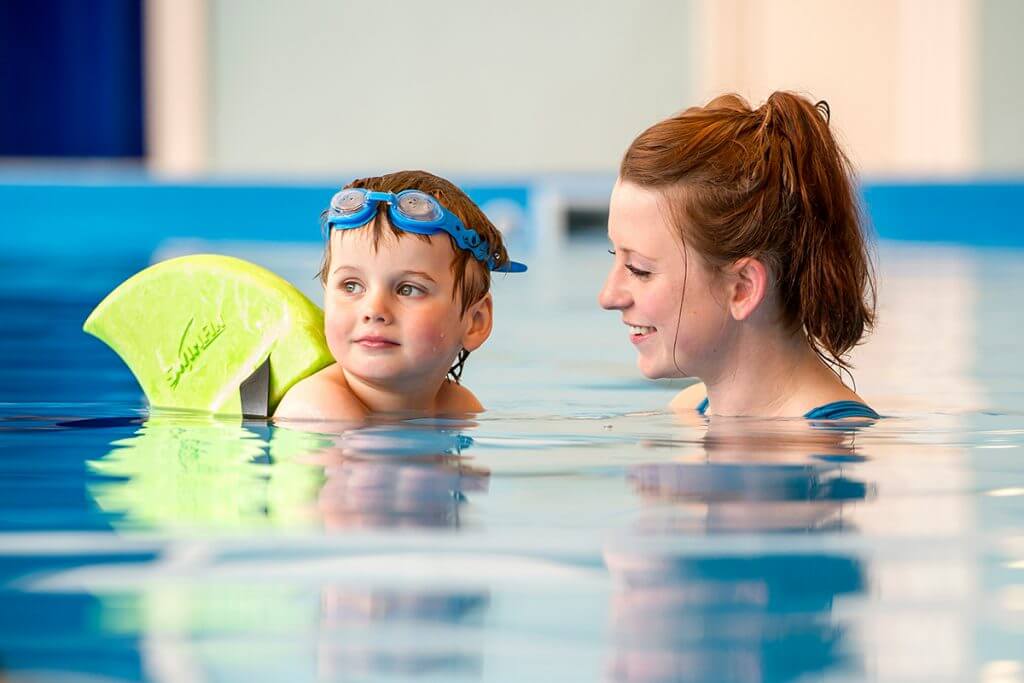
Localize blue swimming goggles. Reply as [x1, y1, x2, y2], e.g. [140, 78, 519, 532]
[326, 188, 527, 273]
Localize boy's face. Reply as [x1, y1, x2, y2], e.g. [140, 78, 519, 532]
[323, 223, 490, 390]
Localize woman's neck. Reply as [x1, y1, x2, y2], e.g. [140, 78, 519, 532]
[700, 325, 848, 417]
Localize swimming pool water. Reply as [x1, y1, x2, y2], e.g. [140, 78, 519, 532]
[1, 237, 1023, 682]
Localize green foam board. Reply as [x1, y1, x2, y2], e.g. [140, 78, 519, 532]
[84, 254, 334, 415]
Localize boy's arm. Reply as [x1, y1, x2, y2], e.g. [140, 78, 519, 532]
[273, 364, 368, 421]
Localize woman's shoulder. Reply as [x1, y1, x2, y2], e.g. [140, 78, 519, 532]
[800, 387, 879, 420]
[273, 364, 367, 421]
[669, 381, 707, 413]
[798, 377, 878, 419]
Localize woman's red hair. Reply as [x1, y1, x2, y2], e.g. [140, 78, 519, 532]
[620, 91, 876, 370]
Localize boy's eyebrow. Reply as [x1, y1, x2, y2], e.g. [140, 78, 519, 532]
[330, 266, 438, 283]
[399, 270, 437, 283]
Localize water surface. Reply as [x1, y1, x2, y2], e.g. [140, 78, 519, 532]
[1, 239, 1022, 682]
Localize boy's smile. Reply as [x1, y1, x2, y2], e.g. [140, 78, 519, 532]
[352, 335, 399, 349]
[323, 224, 484, 393]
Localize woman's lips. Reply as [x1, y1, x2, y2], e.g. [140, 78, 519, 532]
[627, 323, 656, 345]
[630, 331, 655, 345]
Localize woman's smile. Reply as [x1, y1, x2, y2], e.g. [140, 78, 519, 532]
[626, 323, 657, 344]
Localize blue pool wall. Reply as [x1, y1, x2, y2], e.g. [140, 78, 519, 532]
[1, 179, 1023, 259]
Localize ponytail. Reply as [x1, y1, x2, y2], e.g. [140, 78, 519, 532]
[621, 91, 876, 370]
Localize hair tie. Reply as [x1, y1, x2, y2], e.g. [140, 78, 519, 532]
[815, 100, 831, 124]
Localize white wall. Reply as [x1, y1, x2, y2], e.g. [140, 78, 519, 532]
[145, 0, 1023, 178]
[979, 0, 1024, 174]
[206, 0, 696, 176]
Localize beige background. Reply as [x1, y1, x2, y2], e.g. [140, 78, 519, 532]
[145, 0, 1023, 178]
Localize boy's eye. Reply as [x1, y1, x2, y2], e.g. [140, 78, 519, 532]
[341, 280, 365, 294]
[625, 264, 652, 279]
[397, 283, 425, 297]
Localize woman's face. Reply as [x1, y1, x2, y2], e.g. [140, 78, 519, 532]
[598, 180, 732, 380]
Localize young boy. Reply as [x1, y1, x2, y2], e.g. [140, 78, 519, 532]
[274, 170, 526, 420]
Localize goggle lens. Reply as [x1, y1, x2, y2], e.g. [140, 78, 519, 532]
[330, 189, 368, 215]
[396, 192, 443, 221]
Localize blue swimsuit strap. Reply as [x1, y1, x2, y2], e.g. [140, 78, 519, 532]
[696, 396, 710, 416]
[802, 400, 880, 420]
[694, 397, 878, 420]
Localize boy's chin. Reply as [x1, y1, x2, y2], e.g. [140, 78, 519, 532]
[344, 360, 439, 387]
[346, 364, 409, 384]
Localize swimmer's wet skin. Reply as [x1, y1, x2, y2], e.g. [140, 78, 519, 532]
[602, 92, 878, 418]
[273, 171, 527, 421]
[85, 172, 527, 420]
[84, 254, 334, 416]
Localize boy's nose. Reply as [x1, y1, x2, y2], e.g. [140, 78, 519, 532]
[598, 269, 630, 311]
[361, 292, 392, 325]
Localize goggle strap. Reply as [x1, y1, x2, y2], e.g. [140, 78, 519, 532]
[327, 188, 524, 272]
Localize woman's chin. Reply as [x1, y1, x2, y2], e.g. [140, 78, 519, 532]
[637, 356, 691, 380]
[636, 359, 668, 380]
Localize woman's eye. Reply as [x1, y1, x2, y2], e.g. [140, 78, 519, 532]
[607, 248, 617, 256]
[625, 264, 651, 279]
[341, 281, 364, 294]
[397, 283, 425, 297]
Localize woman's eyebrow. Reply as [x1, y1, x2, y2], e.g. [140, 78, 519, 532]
[620, 246, 655, 262]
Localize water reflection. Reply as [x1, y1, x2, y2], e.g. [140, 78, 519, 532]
[87, 415, 323, 529]
[310, 426, 489, 530]
[86, 413, 490, 531]
[607, 417, 873, 682]
[634, 415, 873, 533]
[69, 414, 493, 681]
[317, 587, 489, 679]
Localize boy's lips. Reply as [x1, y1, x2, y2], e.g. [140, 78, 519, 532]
[353, 335, 400, 348]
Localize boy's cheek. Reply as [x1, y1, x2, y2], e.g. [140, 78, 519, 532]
[322, 310, 351, 360]
[406, 318, 464, 355]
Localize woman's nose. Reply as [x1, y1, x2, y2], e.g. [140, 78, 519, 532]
[598, 269, 630, 311]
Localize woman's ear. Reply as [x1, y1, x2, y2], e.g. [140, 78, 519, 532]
[461, 293, 493, 352]
[725, 257, 769, 321]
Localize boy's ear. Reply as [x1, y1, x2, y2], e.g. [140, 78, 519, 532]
[461, 293, 493, 352]
[725, 257, 769, 321]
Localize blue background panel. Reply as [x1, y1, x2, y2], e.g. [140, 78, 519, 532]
[0, 0, 144, 157]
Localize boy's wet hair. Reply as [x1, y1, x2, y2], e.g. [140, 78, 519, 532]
[620, 91, 877, 373]
[318, 170, 510, 382]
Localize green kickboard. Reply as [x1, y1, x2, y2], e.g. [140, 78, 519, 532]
[84, 254, 334, 415]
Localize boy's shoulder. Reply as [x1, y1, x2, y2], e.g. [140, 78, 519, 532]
[273, 363, 367, 421]
[437, 380, 484, 414]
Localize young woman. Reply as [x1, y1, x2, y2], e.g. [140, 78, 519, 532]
[599, 92, 878, 419]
